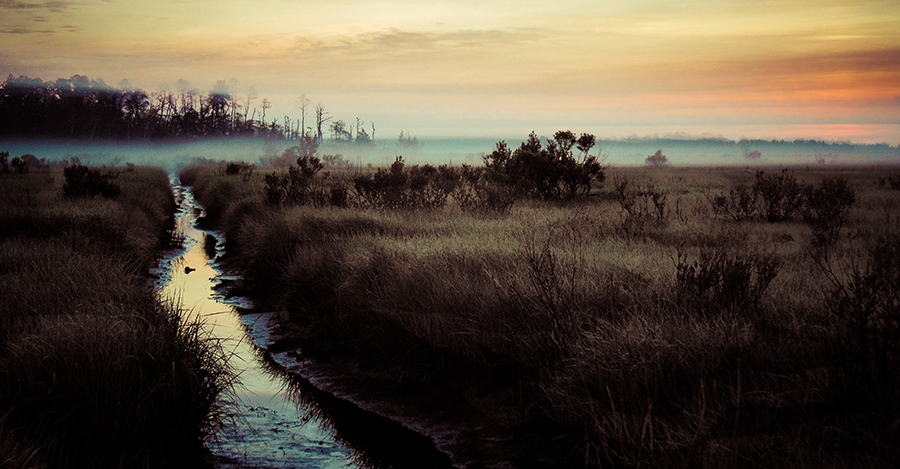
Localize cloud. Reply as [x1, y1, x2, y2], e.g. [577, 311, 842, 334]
[292, 27, 538, 58]
[0, 0, 71, 12]
[1, 26, 53, 34]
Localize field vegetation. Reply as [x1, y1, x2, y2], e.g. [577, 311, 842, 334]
[0, 162, 233, 468]
[184, 138, 900, 467]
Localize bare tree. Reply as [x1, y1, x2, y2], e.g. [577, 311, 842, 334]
[244, 87, 257, 127]
[228, 78, 239, 134]
[315, 103, 331, 143]
[296, 94, 310, 138]
[260, 98, 271, 126]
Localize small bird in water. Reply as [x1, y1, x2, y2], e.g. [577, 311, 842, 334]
[184, 266, 196, 274]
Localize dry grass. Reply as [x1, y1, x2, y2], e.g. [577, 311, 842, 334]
[191, 162, 900, 467]
[0, 166, 233, 468]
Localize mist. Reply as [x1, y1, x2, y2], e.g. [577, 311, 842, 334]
[2, 135, 898, 175]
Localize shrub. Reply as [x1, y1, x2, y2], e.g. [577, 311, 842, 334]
[645, 149, 668, 167]
[613, 174, 669, 238]
[177, 164, 206, 186]
[224, 161, 254, 180]
[62, 164, 121, 199]
[484, 131, 604, 199]
[821, 235, 900, 388]
[352, 157, 460, 210]
[10, 156, 26, 173]
[708, 185, 759, 222]
[263, 155, 325, 208]
[753, 169, 803, 222]
[451, 165, 516, 215]
[675, 248, 781, 313]
[801, 176, 856, 245]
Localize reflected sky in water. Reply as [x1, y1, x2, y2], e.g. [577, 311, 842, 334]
[153, 182, 454, 469]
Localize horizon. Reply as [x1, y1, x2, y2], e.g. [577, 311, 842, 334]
[2, 1, 899, 145]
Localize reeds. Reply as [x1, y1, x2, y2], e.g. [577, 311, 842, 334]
[0, 165, 232, 468]
[189, 163, 900, 467]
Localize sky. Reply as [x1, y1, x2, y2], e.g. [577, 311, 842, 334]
[1, 0, 899, 144]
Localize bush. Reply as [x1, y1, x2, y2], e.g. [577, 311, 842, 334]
[352, 157, 461, 210]
[62, 164, 121, 199]
[821, 235, 900, 388]
[753, 169, 803, 222]
[708, 185, 759, 222]
[224, 161, 254, 179]
[613, 174, 669, 238]
[263, 155, 325, 208]
[484, 131, 604, 200]
[801, 176, 856, 245]
[177, 165, 206, 186]
[451, 165, 516, 215]
[675, 247, 781, 313]
[645, 149, 668, 167]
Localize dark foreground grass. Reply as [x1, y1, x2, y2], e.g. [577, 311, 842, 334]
[189, 162, 900, 468]
[0, 166, 232, 468]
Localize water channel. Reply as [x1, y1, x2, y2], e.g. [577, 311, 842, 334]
[152, 181, 455, 469]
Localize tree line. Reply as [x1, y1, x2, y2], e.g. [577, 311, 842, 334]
[0, 74, 377, 143]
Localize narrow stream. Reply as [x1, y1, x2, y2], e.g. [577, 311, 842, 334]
[152, 181, 455, 469]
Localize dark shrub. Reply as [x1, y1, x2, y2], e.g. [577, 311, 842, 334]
[709, 185, 759, 222]
[801, 177, 856, 245]
[676, 248, 781, 313]
[645, 149, 668, 167]
[613, 175, 669, 238]
[224, 161, 253, 178]
[62, 164, 121, 199]
[823, 235, 900, 386]
[10, 156, 26, 173]
[352, 157, 460, 210]
[263, 156, 325, 208]
[484, 131, 604, 200]
[452, 165, 516, 215]
[753, 169, 803, 222]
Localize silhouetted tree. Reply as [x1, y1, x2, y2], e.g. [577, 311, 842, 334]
[645, 150, 668, 167]
[484, 131, 604, 199]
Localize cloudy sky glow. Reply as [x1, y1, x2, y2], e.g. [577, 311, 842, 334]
[2, 0, 899, 143]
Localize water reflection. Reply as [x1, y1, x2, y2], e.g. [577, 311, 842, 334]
[154, 182, 453, 469]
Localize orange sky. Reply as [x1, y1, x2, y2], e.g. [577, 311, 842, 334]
[2, 0, 898, 143]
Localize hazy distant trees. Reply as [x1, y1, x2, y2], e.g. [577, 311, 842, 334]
[398, 131, 419, 147]
[0, 74, 378, 145]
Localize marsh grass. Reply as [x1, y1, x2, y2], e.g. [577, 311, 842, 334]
[189, 163, 900, 467]
[0, 166, 232, 468]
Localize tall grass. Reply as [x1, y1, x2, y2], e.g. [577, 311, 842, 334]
[189, 162, 900, 467]
[0, 165, 232, 468]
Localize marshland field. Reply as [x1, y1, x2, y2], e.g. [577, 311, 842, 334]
[2, 135, 900, 468]
[180, 134, 900, 467]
